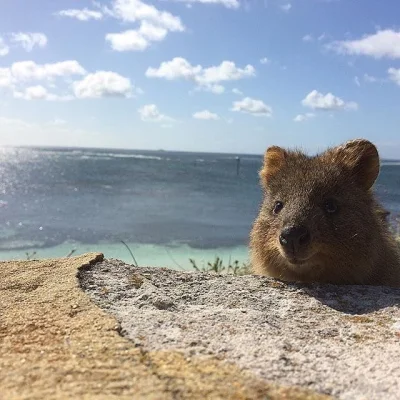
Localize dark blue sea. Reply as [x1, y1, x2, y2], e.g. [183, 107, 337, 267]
[0, 146, 399, 266]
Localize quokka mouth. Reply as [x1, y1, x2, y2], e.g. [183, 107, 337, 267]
[273, 237, 315, 266]
[284, 255, 310, 266]
[279, 246, 314, 266]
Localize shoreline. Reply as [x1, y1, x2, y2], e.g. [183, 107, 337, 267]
[0, 241, 250, 271]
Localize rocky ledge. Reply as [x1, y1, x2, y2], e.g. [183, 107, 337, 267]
[1, 253, 399, 399]
[81, 258, 400, 400]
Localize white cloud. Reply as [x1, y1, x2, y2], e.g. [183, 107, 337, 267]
[193, 110, 220, 120]
[231, 97, 272, 117]
[209, 84, 225, 94]
[327, 29, 400, 59]
[13, 85, 73, 101]
[294, 112, 315, 122]
[199, 61, 255, 83]
[171, 0, 240, 8]
[146, 57, 201, 80]
[359, 73, 385, 84]
[111, 0, 185, 32]
[364, 73, 378, 83]
[73, 71, 133, 98]
[0, 37, 9, 56]
[354, 76, 360, 87]
[106, 21, 168, 51]
[10, 60, 86, 81]
[138, 21, 168, 41]
[138, 104, 174, 122]
[388, 68, 400, 86]
[14, 85, 50, 100]
[280, 3, 292, 12]
[303, 33, 327, 42]
[260, 57, 270, 65]
[301, 90, 358, 111]
[11, 33, 48, 52]
[106, 30, 150, 51]
[0, 61, 88, 100]
[63, 2, 184, 52]
[105, 0, 183, 52]
[56, 8, 103, 21]
[146, 57, 255, 93]
[232, 88, 243, 95]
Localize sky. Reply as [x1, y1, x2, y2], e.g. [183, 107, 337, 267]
[1, 0, 400, 157]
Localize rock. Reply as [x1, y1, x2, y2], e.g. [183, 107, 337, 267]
[0, 253, 330, 400]
[81, 258, 400, 400]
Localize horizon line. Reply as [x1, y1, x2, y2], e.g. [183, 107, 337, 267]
[2, 144, 400, 162]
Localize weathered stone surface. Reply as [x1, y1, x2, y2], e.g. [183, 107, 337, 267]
[0, 253, 330, 400]
[81, 259, 400, 400]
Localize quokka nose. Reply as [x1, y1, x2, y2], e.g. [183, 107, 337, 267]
[279, 226, 311, 252]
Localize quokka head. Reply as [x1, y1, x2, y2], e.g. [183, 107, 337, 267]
[256, 138, 382, 270]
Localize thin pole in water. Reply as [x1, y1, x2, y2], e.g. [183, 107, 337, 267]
[236, 156, 240, 176]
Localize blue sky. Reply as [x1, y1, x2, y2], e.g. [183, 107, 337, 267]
[1, 0, 400, 157]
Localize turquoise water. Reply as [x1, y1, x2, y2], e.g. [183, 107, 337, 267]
[0, 241, 250, 271]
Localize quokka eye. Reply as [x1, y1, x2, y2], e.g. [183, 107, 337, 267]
[324, 198, 339, 214]
[273, 201, 284, 214]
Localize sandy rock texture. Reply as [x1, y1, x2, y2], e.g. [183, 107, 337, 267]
[0, 253, 329, 400]
[81, 259, 400, 400]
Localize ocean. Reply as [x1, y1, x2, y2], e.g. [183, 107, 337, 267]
[0, 146, 399, 269]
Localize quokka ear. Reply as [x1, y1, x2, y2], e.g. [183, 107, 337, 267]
[329, 138, 380, 190]
[259, 146, 287, 187]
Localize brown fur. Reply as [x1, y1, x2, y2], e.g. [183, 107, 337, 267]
[249, 138, 400, 287]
